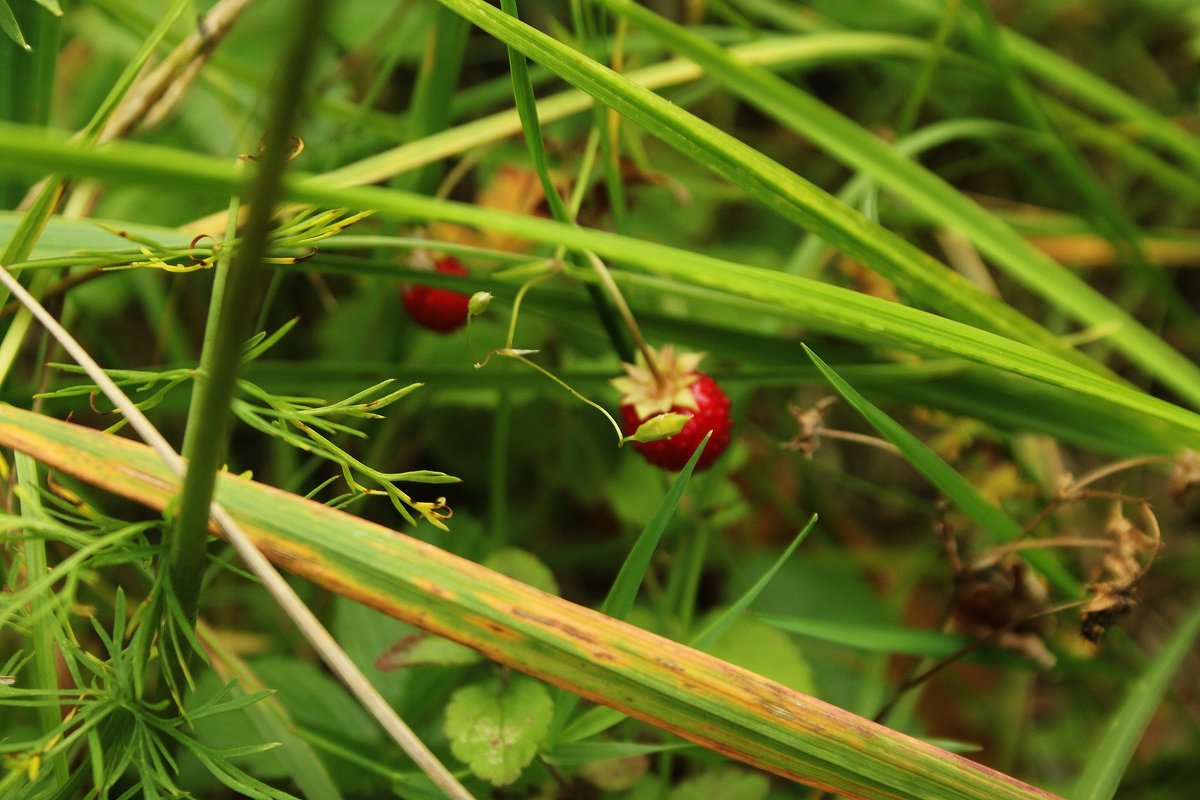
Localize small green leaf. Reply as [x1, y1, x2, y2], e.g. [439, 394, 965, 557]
[703, 615, 815, 695]
[32, 0, 62, 14]
[483, 547, 560, 596]
[0, 1, 30, 51]
[758, 614, 970, 658]
[623, 412, 690, 443]
[376, 633, 482, 669]
[444, 676, 553, 786]
[668, 767, 770, 800]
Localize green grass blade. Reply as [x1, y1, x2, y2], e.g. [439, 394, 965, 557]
[14, 453, 70, 788]
[318, 32, 956, 191]
[2, 126, 1200, 452]
[0, 0, 192, 389]
[805, 344, 1077, 593]
[0, 0, 29, 51]
[496, 0, 631, 359]
[758, 615, 970, 659]
[603, 435, 710, 620]
[691, 517, 816, 650]
[551, 433, 710, 739]
[1001, 29, 1200, 176]
[430, 0, 1087, 368]
[1070, 600, 1200, 800]
[0, 405, 1065, 800]
[595, 0, 1200, 408]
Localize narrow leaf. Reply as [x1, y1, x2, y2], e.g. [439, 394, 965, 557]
[1070, 600, 1200, 800]
[0, 0, 30, 51]
[759, 615, 971, 659]
[604, 432, 710, 619]
[804, 344, 1078, 594]
[691, 517, 816, 649]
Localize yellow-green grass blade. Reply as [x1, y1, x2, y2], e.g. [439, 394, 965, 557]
[1, 124, 1199, 451]
[0, 211, 180, 260]
[319, 32, 962, 191]
[0, 404, 1062, 800]
[593, 0, 1200, 408]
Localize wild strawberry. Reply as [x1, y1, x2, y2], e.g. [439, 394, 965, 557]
[613, 346, 732, 472]
[401, 256, 471, 333]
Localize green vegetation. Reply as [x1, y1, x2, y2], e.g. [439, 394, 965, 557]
[1, 1, 1198, 798]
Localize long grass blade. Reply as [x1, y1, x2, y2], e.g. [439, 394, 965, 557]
[430, 0, 1087, 371]
[594, 0, 1200, 408]
[804, 345, 1077, 594]
[0, 404, 1063, 800]
[1, 127, 1199, 450]
[1069, 601, 1200, 800]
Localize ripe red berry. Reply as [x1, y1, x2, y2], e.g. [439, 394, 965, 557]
[401, 257, 471, 333]
[614, 347, 733, 472]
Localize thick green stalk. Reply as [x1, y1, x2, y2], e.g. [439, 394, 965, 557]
[398, 3, 470, 195]
[0, 1, 58, 206]
[170, 0, 327, 623]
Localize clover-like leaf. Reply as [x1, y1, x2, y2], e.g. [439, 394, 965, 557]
[444, 676, 553, 786]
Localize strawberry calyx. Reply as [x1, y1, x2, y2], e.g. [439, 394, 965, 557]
[611, 344, 706, 419]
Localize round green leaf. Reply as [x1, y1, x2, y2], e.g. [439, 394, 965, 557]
[444, 676, 554, 786]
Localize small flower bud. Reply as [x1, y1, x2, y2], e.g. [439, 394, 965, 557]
[468, 291, 493, 317]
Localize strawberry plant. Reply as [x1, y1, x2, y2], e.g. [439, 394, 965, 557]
[1, 1, 1199, 799]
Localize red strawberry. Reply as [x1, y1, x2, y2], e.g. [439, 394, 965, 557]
[401, 257, 471, 333]
[614, 346, 732, 472]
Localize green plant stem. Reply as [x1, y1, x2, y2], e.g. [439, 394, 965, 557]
[499, 0, 635, 363]
[893, 0, 958, 137]
[489, 389, 512, 546]
[0, 1, 59, 207]
[14, 452, 69, 789]
[170, 0, 327, 623]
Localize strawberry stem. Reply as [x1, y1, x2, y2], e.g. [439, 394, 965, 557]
[583, 251, 663, 386]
